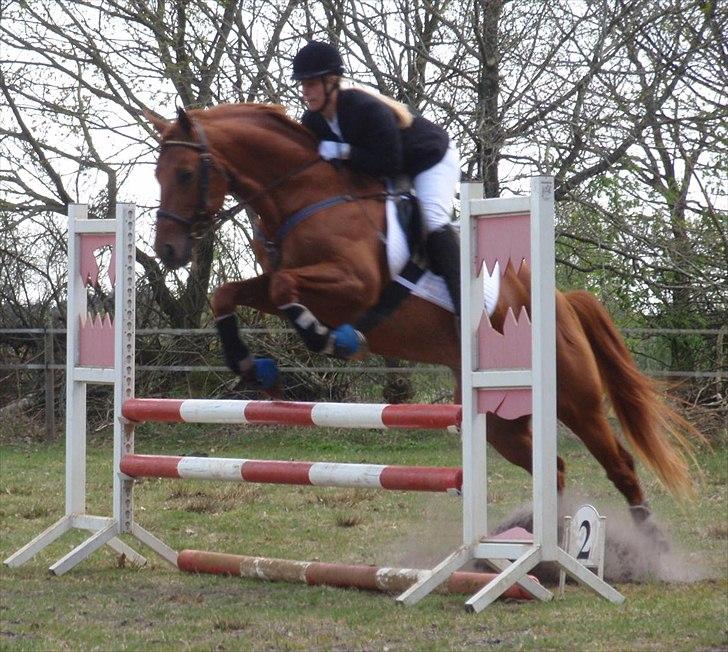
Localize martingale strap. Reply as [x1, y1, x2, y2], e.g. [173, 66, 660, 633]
[274, 195, 356, 243]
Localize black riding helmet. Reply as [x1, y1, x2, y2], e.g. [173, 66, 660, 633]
[292, 41, 345, 80]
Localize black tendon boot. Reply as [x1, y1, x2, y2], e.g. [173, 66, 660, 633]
[425, 225, 461, 323]
[215, 314, 279, 390]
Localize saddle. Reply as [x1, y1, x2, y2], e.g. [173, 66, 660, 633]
[386, 176, 426, 257]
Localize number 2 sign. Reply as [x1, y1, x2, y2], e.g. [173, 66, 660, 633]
[558, 504, 606, 597]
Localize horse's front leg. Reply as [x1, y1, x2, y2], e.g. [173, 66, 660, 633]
[269, 262, 375, 359]
[211, 275, 281, 392]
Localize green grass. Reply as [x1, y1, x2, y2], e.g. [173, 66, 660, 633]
[1, 421, 726, 651]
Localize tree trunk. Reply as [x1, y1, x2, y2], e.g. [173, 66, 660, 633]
[475, 0, 502, 197]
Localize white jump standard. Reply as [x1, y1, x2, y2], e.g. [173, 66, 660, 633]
[395, 178, 624, 611]
[2, 205, 174, 574]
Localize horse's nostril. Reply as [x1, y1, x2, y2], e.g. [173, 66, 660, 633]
[162, 244, 175, 263]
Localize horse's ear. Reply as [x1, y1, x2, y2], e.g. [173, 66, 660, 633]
[145, 110, 170, 134]
[177, 107, 193, 134]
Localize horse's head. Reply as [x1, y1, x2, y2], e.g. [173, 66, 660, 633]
[148, 108, 228, 269]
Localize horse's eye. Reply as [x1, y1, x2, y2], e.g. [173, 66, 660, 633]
[177, 169, 194, 185]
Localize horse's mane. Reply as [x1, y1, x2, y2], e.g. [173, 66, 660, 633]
[188, 103, 317, 151]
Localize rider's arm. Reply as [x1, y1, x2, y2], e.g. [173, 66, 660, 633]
[342, 90, 403, 177]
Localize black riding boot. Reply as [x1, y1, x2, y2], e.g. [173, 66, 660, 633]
[425, 225, 461, 320]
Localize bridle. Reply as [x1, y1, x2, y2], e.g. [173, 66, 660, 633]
[156, 118, 323, 241]
[156, 120, 220, 240]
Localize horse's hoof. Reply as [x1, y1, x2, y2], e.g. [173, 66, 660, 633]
[232, 357, 281, 397]
[252, 357, 279, 389]
[629, 503, 652, 524]
[331, 324, 367, 359]
[630, 503, 670, 553]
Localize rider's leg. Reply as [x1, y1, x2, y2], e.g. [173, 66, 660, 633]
[425, 225, 461, 318]
[412, 143, 462, 320]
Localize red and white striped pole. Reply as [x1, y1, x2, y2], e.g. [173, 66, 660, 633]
[120, 454, 462, 493]
[122, 398, 461, 430]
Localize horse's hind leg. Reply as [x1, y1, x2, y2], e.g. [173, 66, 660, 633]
[554, 333, 646, 512]
[556, 368, 670, 545]
[559, 405, 645, 508]
[486, 413, 566, 494]
[554, 296, 659, 522]
[560, 403, 670, 549]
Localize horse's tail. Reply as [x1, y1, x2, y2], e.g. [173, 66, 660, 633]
[564, 289, 701, 499]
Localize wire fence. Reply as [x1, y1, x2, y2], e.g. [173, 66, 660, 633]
[2, 326, 725, 378]
[1, 325, 725, 441]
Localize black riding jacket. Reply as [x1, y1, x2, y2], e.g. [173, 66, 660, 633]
[301, 89, 449, 178]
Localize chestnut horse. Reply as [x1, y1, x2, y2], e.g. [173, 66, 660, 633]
[149, 103, 698, 534]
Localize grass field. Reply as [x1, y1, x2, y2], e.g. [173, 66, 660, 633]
[1, 414, 726, 651]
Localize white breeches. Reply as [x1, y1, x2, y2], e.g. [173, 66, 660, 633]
[412, 142, 461, 233]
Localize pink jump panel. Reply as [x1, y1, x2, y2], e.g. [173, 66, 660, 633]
[477, 388, 533, 420]
[475, 212, 530, 276]
[476, 305, 533, 418]
[478, 308, 532, 370]
[79, 233, 116, 287]
[78, 313, 115, 367]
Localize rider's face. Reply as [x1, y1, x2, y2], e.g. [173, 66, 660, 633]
[300, 77, 337, 114]
[300, 78, 326, 111]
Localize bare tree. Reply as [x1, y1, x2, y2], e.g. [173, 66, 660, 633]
[1, 0, 303, 328]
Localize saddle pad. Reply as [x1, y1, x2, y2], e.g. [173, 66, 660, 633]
[385, 198, 500, 316]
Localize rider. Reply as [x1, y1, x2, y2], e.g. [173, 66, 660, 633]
[291, 40, 462, 322]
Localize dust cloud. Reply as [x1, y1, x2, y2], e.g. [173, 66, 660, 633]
[378, 490, 714, 585]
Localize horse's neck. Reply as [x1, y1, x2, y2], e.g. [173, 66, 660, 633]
[211, 121, 321, 216]
[214, 120, 383, 235]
